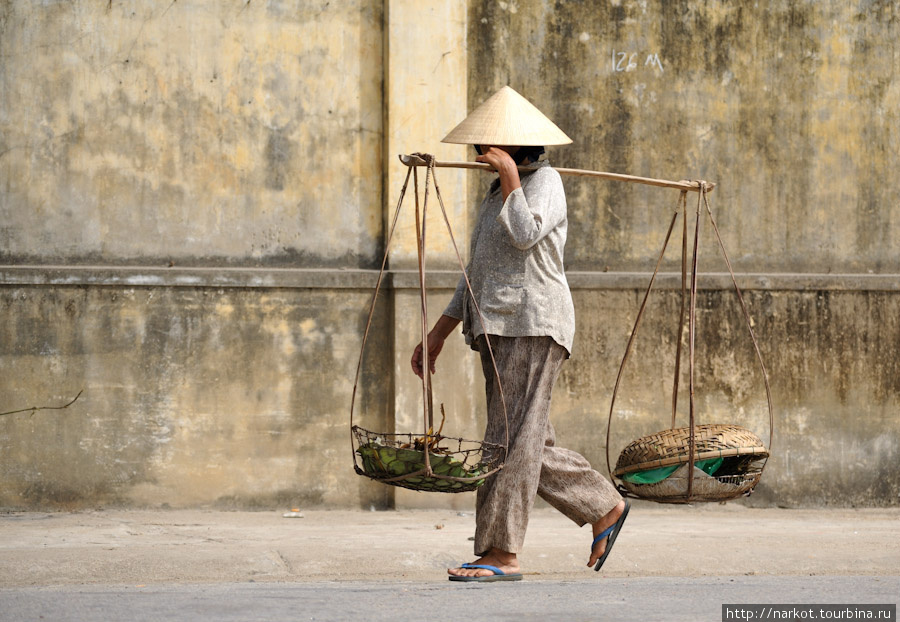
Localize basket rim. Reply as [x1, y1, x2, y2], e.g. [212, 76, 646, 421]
[351, 425, 506, 451]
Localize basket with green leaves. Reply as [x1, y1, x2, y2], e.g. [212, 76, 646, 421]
[352, 408, 503, 493]
[348, 157, 510, 494]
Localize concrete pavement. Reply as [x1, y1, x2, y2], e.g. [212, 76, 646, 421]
[1, 504, 898, 585]
[1, 504, 897, 621]
[4, 577, 899, 622]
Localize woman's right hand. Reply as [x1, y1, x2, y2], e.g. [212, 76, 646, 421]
[410, 315, 460, 378]
[411, 335, 446, 379]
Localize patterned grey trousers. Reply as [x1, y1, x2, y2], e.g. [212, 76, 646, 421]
[474, 335, 622, 556]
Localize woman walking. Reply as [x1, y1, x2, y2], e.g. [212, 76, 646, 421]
[411, 86, 629, 582]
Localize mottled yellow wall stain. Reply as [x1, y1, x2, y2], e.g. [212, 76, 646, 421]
[473, 1, 899, 270]
[297, 318, 318, 339]
[1, 1, 384, 266]
[2, 1, 898, 511]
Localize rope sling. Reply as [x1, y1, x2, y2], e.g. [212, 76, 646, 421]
[350, 154, 510, 493]
[604, 184, 775, 503]
[351, 154, 774, 501]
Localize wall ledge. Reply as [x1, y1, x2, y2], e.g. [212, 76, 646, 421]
[0, 265, 897, 291]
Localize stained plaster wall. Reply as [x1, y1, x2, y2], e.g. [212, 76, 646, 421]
[467, 1, 900, 274]
[464, 0, 899, 508]
[560, 287, 900, 508]
[0, 0, 393, 510]
[1, 1, 898, 510]
[0, 285, 392, 509]
[0, 0, 384, 268]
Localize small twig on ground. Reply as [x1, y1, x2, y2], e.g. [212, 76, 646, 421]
[0, 390, 84, 418]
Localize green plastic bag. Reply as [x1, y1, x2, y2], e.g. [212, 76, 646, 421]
[621, 457, 724, 484]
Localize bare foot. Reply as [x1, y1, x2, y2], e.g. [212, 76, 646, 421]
[587, 499, 626, 567]
[448, 547, 520, 578]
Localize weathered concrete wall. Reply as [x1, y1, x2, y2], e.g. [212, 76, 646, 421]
[1, 1, 898, 510]
[468, 1, 900, 273]
[385, 0, 468, 270]
[0, 0, 392, 509]
[0, 1, 383, 268]
[559, 287, 900, 508]
[458, 0, 900, 508]
[0, 284, 392, 509]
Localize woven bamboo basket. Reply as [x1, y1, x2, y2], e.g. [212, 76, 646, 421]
[605, 185, 774, 504]
[613, 424, 768, 503]
[351, 427, 502, 493]
[349, 157, 509, 493]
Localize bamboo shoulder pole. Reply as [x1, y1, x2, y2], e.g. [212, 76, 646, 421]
[399, 153, 715, 193]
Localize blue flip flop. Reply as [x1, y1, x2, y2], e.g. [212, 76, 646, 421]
[592, 499, 630, 572]
[448, 563, 523, 582]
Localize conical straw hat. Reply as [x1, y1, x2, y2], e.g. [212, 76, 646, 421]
[441, 85, 572, 146]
